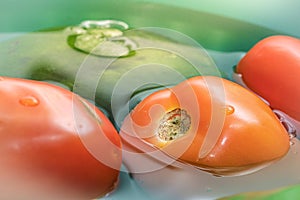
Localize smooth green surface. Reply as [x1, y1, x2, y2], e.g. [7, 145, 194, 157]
[0, 27, 221, 119]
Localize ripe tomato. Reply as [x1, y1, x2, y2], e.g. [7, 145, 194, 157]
[236, 35, 300, 121]
[0, 77, 122, 199]
[120, 76, 290, 176]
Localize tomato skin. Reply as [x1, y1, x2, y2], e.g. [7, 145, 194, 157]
[120, 76, 290, 175]
[0, 77, 122, 199]
[236, 35, 300, 121]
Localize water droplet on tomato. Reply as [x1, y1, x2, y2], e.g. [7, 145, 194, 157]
[225, 105, 234, 115]
[19, 96, 39, 107]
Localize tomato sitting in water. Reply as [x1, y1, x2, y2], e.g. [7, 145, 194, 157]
[120, 76, 290, 176]
[236, 35, 300, 122]
[0, 77, 122, 199]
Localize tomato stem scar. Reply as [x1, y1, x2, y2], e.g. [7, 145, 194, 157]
[157, 108, 191, 141]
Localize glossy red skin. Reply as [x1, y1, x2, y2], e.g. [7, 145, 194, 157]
[120, 76, 290, 175]
[236, 35, 300, 121]
[0, 77, 122, 199]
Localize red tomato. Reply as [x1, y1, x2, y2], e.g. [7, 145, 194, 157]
[236, 35, 300, 121]
[120, 76, 290, 176]
[0, 77, 122, 199]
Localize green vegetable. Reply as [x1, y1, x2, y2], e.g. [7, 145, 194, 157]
[0, 20, 221, 121]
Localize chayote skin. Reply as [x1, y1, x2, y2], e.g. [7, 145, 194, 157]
[0, 25, 221, 118]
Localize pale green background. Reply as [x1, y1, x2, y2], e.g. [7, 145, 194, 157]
[144, 0, 300, 37]
[0, 0, 299, 37]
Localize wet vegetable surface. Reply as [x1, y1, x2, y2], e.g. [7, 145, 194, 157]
[236, 35, 300, 122]
[0, 77, 122, 199]
[120, 76, 290, 176]
[0, 25, 221, 118]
